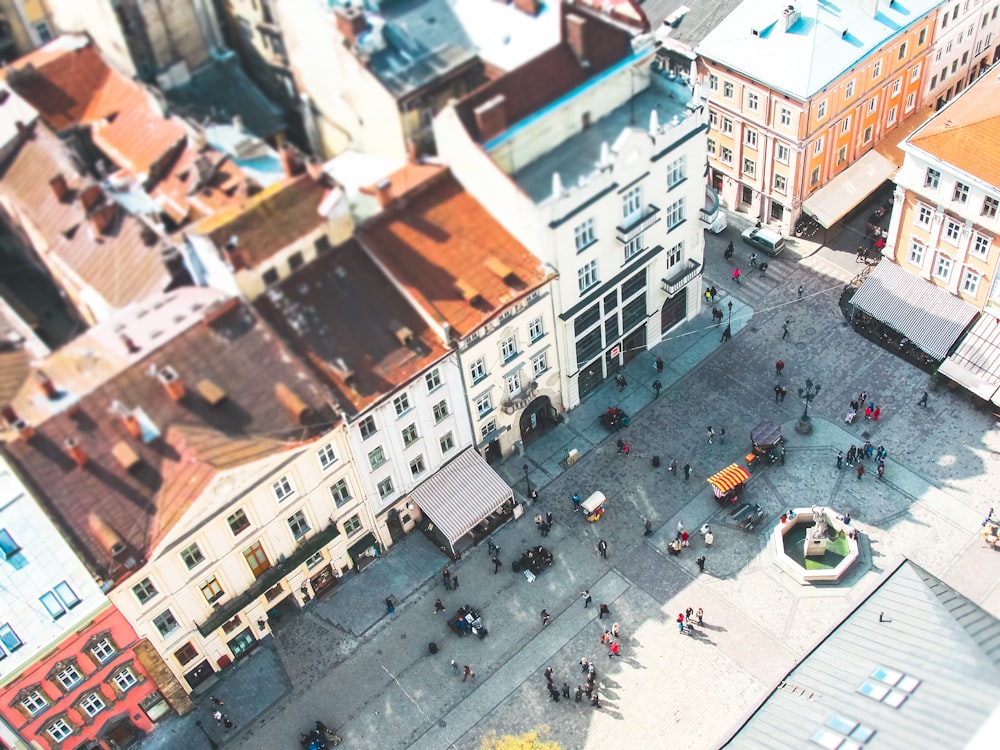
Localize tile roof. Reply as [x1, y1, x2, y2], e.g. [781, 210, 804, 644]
[151, 145, 255, 225]
[358, 171, 551, 338]
[1, 292, 338, 584]
[254, 239, 449, 416]
[193, 174, 334, 270]
[906, 70, 1000, 189]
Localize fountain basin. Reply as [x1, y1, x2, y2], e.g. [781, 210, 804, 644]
[771, 507, 860, 584]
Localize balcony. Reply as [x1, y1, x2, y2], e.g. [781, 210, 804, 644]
[617, 205, 661, 244]
[500, 381, 539, 414]
[196, 522, 341, 637]
[661, 259, 702, 297]
[699, 185, 727, 233]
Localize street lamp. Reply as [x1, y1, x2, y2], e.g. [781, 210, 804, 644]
[727, 300, 733, 328]
[796, 378, 822, 434]
[523, 463, 532, 497]
[195, 720, 220, 750]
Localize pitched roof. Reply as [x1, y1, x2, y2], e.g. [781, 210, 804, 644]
[906, 70, 1000, 189]
[1, 291, 338, 583]
[358, 171, 550, 338]
[151, 145, 255, 225]
[254, 239, 449, 416]
[722, 559, 1000, 749]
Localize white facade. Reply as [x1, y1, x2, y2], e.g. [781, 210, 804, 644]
[924, 0, 1000, 108]
[0, 457, 106, 684]
[435, 49, 708, 407]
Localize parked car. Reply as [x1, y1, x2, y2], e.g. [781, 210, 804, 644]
[741, 226, 786, 256]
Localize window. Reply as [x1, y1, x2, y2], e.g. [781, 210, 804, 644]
[113, 668, 137, 691]
[935, 254, 954, 279]
[432, 400, 449, 423]
[272, 476, 294, 502]
[925, 168, 941, 188]
[863, 125, 873, 144]
[476, 393, 493, 418]
[262, 268, 279, 286]
[722, 117, 733, 134]
[911, 63, 921, 83]
[132, 578, 157, 605]
[329, 479, 351, 507]
[667, 155, 686, 188]
[402, 424, 419, 447]
[288, 251, 304, 271]
[501, 336, 517, 362]
[867, 98, 877, 114]
[954, 181, 970, 203]
[973, 234, 992, 257]
[35, 21, 53, 43]
[622, 270, 646, 300]
[180, 543, 205, 570]
[574, 218, 595, 251]
[837, 146, 848, 165]
[890, 79, 901, 98]
[747, 92, 759, 111]
[47, 719, 72, 742]
[720, 146, 733, 164]
[841, 116, 851, 134]
[578, 260, 599, 292]
[707, 138, 716, 155]
[0, 624, 23, 653]
[90, 637, 116, 664]
[622, 295, 646, 332]
[810, 166, 821, 186]
[624, 236, 643, 260]
[963, 269, 982, 294]
[243, 541, 270, 578]
[343, 514, 362, 536]
[622, 186, 642, 222]
[174, 643, 198, 666]
[983, 196, 999, 218]
[393, 393, 410, 416]
[744, 129, 757, 148]
[898, 41, 908, 60]
[908, 239, 926, 264]
[368, 446, 386, 470]
[709, 74, 719, 90]
[666, 197, 685, 229]
[41, 592, 67, 619]
[723, 81, 734, 98]
[439, 432, 455, 453]
[54, 664, 81, 691]
[666, 241, 683, 268]
[480, 419, 498, 440]
[506, 371, 522, 396]
[845, 80, 855, 98]
[931, 74, 937, 90]
[532, 351, 548, 377]
[424, 368, 442, 393]
[227, 509, 251, 535]
[287, 510, 310, 540]
[887, 105, 898, 125]
[945, 219, 962, 242]
[774, 174, 787, 193]
[743, 158, 756, 177]
[919, 27, 928, 44]
[873, 60, 882, 78]
[79, 692, 105, 718]
[775, 143, 789, 164]
[813, 137, 824, 156]
[21, 691, 47, 716]
[777, 107, 791, 128]
[359, 415, 377, 439]
[709, 109, 718, 127]
[770, 202, 784, 222]
[470, 358, 486, 383]
[409, 456, 426, 478]
[317, 443, 337, 470]
[576, 327, 602, 365]
[916, 204, 933, 226]
[305, 552, 325, 570]
[153, 610, 180, 638]
[817, 100, 827, 119]
[528, 318, 544, 342]
[0, 529, 20, 559]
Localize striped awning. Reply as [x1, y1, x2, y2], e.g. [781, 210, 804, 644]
[408, 448, 513, 546]
[939, 312, 1000, 403]
[850, 261, 977, 360]
[707, 464, 751, 495]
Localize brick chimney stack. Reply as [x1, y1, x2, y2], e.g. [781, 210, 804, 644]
[50, 174, 70, 202]
[157, 366, 186, 401]
[64, 437, 87, 467]
[335, 5, 368, 47]
[35, 370, 58, 400]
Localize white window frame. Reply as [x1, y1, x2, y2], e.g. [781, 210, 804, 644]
[500, 336, 517, 362]
[745, 128, 757, 148]
[409, 456, 426, 478]
[113, 668, 138, 692]
[774, 174, 787, 193]
[891, 79, 902, 96]
[908, 239, 926, 265]
[873, 60, 883, 78]
[528, 317, 544, 342]
[984, 196, 999, 218]
[723, 80, 734, 98]
[747, 91, 759, 111]
[962, 268, 981, 295]
[80, 693, 106, 718]
[911, 62, 921, 82]
[944, 219, 962, 243]
[775, 143, 789, 164]
[470, 358, 486, 382]
[916, 204, 933, 226]
[845, 80, 855, 98]
[779, 107, 792, 126]
[401, 423, 419, 447]
[666, 197, 685, 229]
[531, 351, 548, 377]
[722, 117, 733, 134]
[925, 168, 941, 188]
[667, 155, 686, 188]
[887, 105, 898, 125]
[272, 476, 294, 502]
[377, 476, 394, 499]
[837, 146, 847, 165]
[624, 235, 643, 260]
[953, 181, 970, 204]
[867, 98, 878, 114]
[905, 92, 916, 112]
[368, 446, 386, 470]
[476, 393, 493, 418]
[934, 253, 954, 279]
[817, 100, 827, 119]
[392, 393, 410, 416]
[21, 691, 47, 716]
[841, 116, 851, 134]
[425, 368, 442, 391]
[47, 720, 72, 742]
[622, 186, 642, 223]
[709, 74, 719, 91]
[432, 399, 449, 423]
[863, 125, 873, 144]
[813, 137, 824, 156]
[574, 218, 596, 251]
[91, 638, 116, 664]
[317, 443, 337, 471]
[506, 371, 522, 396]
[439, 432, 455, 454]
[56, 665, 82, 690]
[743, 157, 756, 177]
[578, 260, 599, 292]
[972, 233, 992, 257]
[720, 146, 733, 164]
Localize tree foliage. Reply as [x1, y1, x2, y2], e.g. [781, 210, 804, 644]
[481, 727, 562, 750]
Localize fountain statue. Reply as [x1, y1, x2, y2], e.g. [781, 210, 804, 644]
[804, 506, 829, 557]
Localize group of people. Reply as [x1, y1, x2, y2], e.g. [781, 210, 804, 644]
[677, 606, 705, 635]
[844, 391, 882, 425]
[836, 440, 888, 480]
[534, 511, 554, 536]
[543, 658, 603, 707]
[667, 520, 713, 555]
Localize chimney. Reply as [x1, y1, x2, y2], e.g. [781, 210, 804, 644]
[12, 418, 34, 440]
[64, 437, 87, 467]
[14, 120, 32, 141]
[275, 383, 310, 424]
[781, 5, 801, 32]
[87, 513, 126, 557]
[79, 184, 105, 212]
[121, 412, 143, 439]
[50, 174, 71, 202]
[305, 156, 326, 182]
[91, 202, 120, 235]
[1, 404, 17, 424]
[485, 257, 514, 281]
[473, 95, 508, 141]
[374, 178, 393, 208]
[566, 15, 588, 66]
[514, 0, 541, 15]
[157, 365, 186, 401]
[35, 370, 58, 400]
[120, 333, 140, 354]
[279, 143, 304, 178]
[112, 441, 141, 471]
[456, 278, 483, 305]
[335, 5, 368, 47]
[389, 319, 415, 347]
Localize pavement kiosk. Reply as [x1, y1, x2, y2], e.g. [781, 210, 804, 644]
[581, 491, 606, 522]
[707, 464, 750, 505]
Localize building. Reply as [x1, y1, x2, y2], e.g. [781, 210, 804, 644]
[923, 0, 1000, 110]
[0, 0, 54, 62]
[356, 167, 561, 462]
[720, 559, 1000, 748]
[0, 456, 172, 750]
[435, 8, 708, 407]
[697, 0, 940, 233]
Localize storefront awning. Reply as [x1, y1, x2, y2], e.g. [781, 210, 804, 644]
[408, 448, 513, 547]
[851, 261, 977, 360]
[939, 312, 1000, 403]
[802, 150, 898, 228]
[707, 464, 751, 495]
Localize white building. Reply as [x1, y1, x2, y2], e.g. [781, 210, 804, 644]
[924, 0, 1000, 109]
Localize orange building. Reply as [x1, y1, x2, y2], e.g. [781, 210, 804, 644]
[697, 0, 941, 233]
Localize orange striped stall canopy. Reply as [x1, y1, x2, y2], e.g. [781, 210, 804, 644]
[707, 464, 751, 497]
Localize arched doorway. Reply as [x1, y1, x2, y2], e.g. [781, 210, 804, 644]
[519, 396, 555, 448]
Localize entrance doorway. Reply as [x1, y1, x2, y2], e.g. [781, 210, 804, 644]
[386, 510, 406, 543]
[577, 358, 604, 401]
[266, 595, 300, 628]
[661, 288, 687, 332]
[622, 326, 646, 364]
[484, 438, 502, 464]
[741, 184, 754, 207]
[519, 396, 554, 448]
[227, 627, 257, 659]
[184, 660, 214, 690]
[711, 170, 723, 193]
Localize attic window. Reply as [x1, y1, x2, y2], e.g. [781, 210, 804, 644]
[857, 665, 920, 708]
[0, 529, 21, 559]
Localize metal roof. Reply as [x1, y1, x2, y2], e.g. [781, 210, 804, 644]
[940, 312, 1000, 403]
[850, 261, 977, 360]
[722, 560, 1000, 749]
[407, 448, 512, 545]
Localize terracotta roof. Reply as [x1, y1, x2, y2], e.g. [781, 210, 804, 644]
[358, 172, 550, 338]
[1, 298, 338, 584]
[193, 174, 332, 270]
[907, 72, 1000, 189]
[152, 146, 254, 225]
[456, 7, 635, 142]
[255, 240, 449, 416]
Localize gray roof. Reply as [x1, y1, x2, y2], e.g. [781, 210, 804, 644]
[940, 313, 1000, 402]
[850, 260, 977, 360]
[642, 0, 746, 49]
[722, 559, 1000, 749]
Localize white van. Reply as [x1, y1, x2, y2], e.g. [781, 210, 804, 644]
[741, 227, 786, 256]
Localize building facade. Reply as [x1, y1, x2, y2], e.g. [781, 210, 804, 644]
[0, 0, 53, 62]
[923, 0, 1000, 110]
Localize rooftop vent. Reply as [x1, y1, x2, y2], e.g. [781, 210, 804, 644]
[50, 173, 71, 202]
[111, 441, 141, 470]
[275, 382, 310, 424]
[389, 319, 415, 347]
[12, 418, 34, 441]
[456, 278, 484, 306]
[35, 370, 58, 400]
[782, 5, 800, 32]
[88, 513, 126, 557]
[64, 437, 87, 467]
[197, 379, 227, 406]
[485, 257, 514, 281]
[157, 365, 186, 401]
[79, 184, 104, 212]
[332, 357, 356, 387]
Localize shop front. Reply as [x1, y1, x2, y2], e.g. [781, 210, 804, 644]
[309, 563, 338, 598]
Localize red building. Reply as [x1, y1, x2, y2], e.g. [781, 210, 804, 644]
[0, 604, 169, 749]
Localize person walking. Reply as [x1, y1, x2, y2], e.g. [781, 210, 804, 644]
[452, 574, 459, 590]
[696, 555, 706, 573]
[581, 590, 592, 608]
[696, 607, 704, 625]
[780, 385, 787, 402]
[775, 359, 785, 377]
[798, 284, 805, 299]
[597, 539, 608, 559]
[599, 603, 611, 620]
[873, 406, 881, 421]
[540, 609, 551, 627]
[643, 517, 653, 536]
[575, 686, 584, 703]
[918, 390, 929, 407]
[492, 555, 502, 574]
[720, 324, 732, 342]
[683, 463, 692, 480]
[707, 426, 716, 444]
[732, 268, 742, 284]
[535, 512, 543, 530]
[462, 665, 475, 682]
[562, 682, 571, 699]
[669, 459, 678, 476]
[655, 355, 664, 373]
[544, 666, 554, 682]
[877, 460, 885, 480]
[434, 598, 446, 614]
[836, 450, 843, 471]
[749, 252, 758, 267]
[774, 384, 782, 403]
[451, 659, 460, 675]
[442, 567, 453, 590]
[608, 641, 620, 659]
[677, 520, 686, 536]
[653, 379, 662, 397]
[759, 262, 768, 277]
[856, 463, 865, 480]
[222, 716, 235, 733]
[782, 319, 790, 340]
[213, 710, 223, 725]
[210, 696, 225, 707]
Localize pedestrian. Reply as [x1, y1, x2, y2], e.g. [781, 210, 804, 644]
[732, 268, 741, 284]
[581, 590, 592, 608]
[782, 319, 790, 339]
[655, 355, 664, 373]
[681, 530, 690, 547]
[608, 641, 620, 659]
[452, 574, 459, 590]
[857, 246, 867, 262]
[836, 450, 843, 470]
[780, 385, 787, 402]
[434, 598, 446, 614]
[700, 523, 711, 537]
[535, 512, 543, 529]
[562, 682, 571, 699]
[622, 441, 630, 456]
[696, 555, 706, 573]
[678, 620, 686, 635]
[858, 390, 868, 404]
[864, 405, 872, 420]
[669, 459, 679, 476]
[857, 463, 865, 480]
[597, 539, 608, 558]
[877, 460, 885, 480]
[575, 685, 583, 702]
[798, 284, 804, 299]
[750, 252, 758, 267]
[580, 657, 589, 672]
[684, 463, 692, 480]
[385, 596, 395, 614]
[451, 659, 459, 675]
[223, 716, 235, 732]
[774, 384, 782, 403]
[213, 710, 223, 724]
[210, 696, 224, 707]
[653, 379, 662, 397]
[442, 567, 452, 590]
[704, 529, 714, 546]
[591, 691, 601, 708]
[540, 521, 550, 537]
[710, 285, 718, 300]
[918, 390, 928, 407]
[544, 666, 554, 682]
[707, 426, 716, 444]
[546, 511, 553, 527]
[696, 607, 704, 625]
[759, 261, 768, 277]
[492, 555, 502, 574]
[873, 406, 881, 421]
[677, 519, 686, 536]
[643, 517, 653, 536]
[548, 684, 560, 702]
[598, 602, 611, 620]
[720, 324, 732, 342]
[775, 359, 785, 377]
[611, 622, 621, 639]
[616, 438, 625, 454]
[530, 489, 539, 502]
[462, 665, 475, 682]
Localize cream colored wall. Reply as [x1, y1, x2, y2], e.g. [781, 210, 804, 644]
[45, 0, 137, 76]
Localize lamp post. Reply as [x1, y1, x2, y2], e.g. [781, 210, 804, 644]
[796, 378, 822, 434]
[523, 463, 532, 497]
[195, 720, 220, 750]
